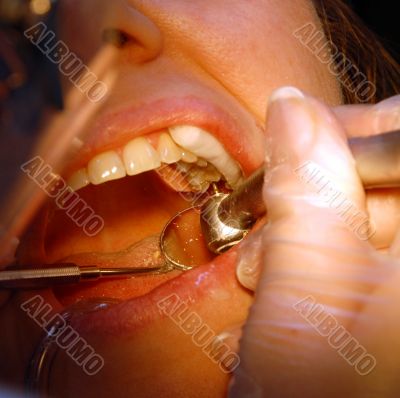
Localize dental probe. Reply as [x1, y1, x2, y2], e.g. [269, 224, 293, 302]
[200, 128, 400, 254]
[0, 264, 167, 289]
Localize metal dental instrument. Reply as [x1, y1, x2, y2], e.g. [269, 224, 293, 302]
[161, 128, 400, 260]
[0, 264, 167, 289]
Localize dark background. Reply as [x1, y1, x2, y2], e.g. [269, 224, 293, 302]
[350, 0, 400, 63]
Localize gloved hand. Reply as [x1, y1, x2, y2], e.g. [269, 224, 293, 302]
[229, 87, 400, 398]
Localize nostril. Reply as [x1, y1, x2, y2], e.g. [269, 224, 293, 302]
[102, 28, 128, 48]
[103, 3, 163, 64]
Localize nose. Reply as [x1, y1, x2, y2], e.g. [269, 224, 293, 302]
[103, 0, 162, 64]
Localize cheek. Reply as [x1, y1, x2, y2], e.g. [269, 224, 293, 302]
[155, 0, 340, 119]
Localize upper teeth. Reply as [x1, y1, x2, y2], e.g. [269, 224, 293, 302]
[88, 150, 126, 184]
[122, 137, 161, 176]
[67, 126, 243, 191]
[169, 126, 242, 187]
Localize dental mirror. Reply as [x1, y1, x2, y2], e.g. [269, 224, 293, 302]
[159, 206, 216, 271]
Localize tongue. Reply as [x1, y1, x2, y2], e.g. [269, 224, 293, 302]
[43, 171, 190, 262]
[60, 235, 165, 269]
[15, 167, 221, 306]
[26, 170, 216, 305]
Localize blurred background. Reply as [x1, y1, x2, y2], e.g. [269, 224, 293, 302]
[0, 0, 61, 206]
[0, 0, 399, 205]
[351, 0, 399, 63]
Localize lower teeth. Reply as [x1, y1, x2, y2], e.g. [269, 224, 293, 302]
[156, 159, 223, 193]
[177, 161, 222, 192]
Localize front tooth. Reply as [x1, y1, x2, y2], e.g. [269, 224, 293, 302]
[157, 133, 182, 164]
[68, 168, 90, 191]
[88, 151, 126, 185]
[169, 126, 242, 187]
[123, 137, 161, 176]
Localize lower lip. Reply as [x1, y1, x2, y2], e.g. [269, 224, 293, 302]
[57, 247, 245, 336]
[51, 202, 267, 325]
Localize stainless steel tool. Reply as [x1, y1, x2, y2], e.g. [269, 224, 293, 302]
[0, 264, 167, 289]
[199, 128, 400, 254]
[160, 128, 400, 262]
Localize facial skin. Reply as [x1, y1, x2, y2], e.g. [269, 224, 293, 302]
[0, 0, 342, 396]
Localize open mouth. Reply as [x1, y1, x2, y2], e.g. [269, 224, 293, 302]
[10, 95, 264, 397]
[17, 113, 250, 307]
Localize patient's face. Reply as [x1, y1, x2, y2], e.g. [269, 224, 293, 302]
[0, 0, 342, 396]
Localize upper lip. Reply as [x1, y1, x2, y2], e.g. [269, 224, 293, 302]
[64, 95, 265, 177]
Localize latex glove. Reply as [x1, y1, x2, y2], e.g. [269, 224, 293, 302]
[229, 87, 400, 398]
